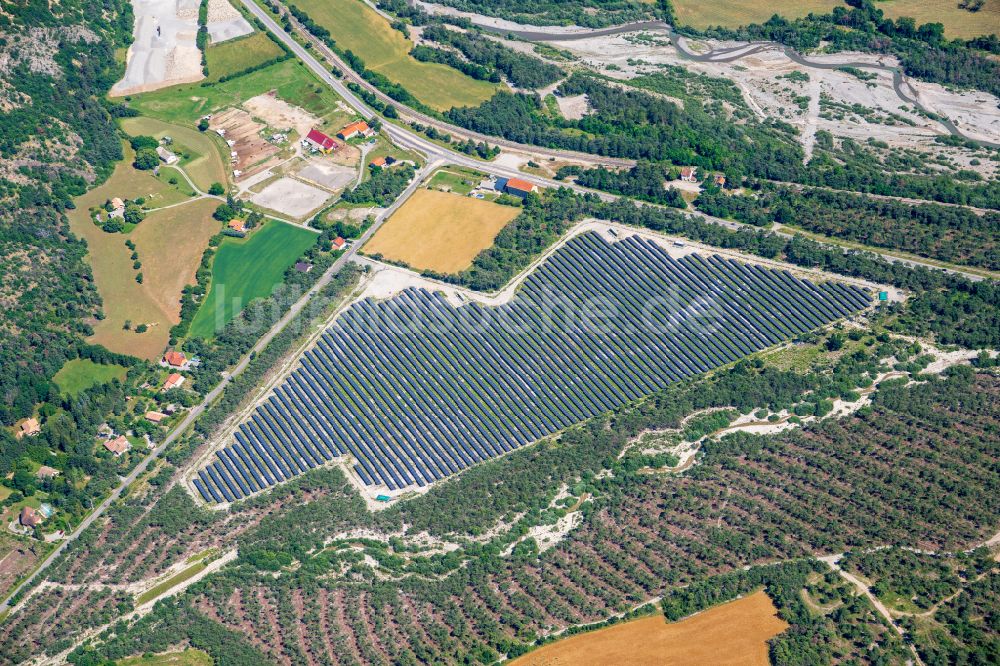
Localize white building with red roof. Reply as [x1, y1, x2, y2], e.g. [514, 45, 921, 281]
[304, 128, 337, 153]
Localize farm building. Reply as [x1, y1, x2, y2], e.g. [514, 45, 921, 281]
[304, 128, 337, 153]
[680, 166, 698, 182]
[156, 146, 179, 165]
[163, 373, 185, 391]
[193, 232, 872, 503]
[228, 219, 247, 234]
[337, 121, 372, 140]
[17, 418, 40, 438]
[104, 435, 130, 456]
[162, 351, 187, 368]
[504, 177, 536, 198]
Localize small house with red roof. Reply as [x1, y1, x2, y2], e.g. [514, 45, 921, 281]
[162, 373, 185, 391]
[162, 351, 187, 368]
[503, 177, 537, 198]
[145, 411, 168, 423]
[332, 236, 346, 251]
[305, 128, 337, 153]
[228, 219, 247, 234]
[104, 435, 130, 457]
[680, 166, 698, 182]
[19, 506, 43, 529]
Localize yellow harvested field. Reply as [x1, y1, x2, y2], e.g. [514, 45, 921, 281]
[510, 590, 789, 666]
[673, 0, 843, 29]
[672, 0, 999, 37]
[875, 0, 1000, 39]
[363, 189, 519, 274]
[69, 192, 220, 360]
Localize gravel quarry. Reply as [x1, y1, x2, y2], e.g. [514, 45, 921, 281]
[112, 0, 252, 96]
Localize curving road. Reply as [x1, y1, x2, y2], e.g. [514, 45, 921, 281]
[279, 5, 636, 168]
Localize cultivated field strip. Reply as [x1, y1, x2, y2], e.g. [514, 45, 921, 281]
[194, 233, 870, 501]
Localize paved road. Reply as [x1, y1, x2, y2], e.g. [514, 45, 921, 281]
[266, 0, 636, 168]
[230, 0, 1000, 288]
[0, 151, 438, 614]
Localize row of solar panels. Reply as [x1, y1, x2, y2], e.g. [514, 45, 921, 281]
[195, 232, 871, 503]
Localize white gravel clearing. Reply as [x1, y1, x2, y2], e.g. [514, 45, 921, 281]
[112, 0, 203, 96]
[207, 0, 252, 44]
[250, 177, 332, 218]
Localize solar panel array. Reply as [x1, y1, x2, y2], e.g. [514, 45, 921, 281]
[194, 232, 871, 503]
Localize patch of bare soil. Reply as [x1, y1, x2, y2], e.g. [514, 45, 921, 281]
[210, 107, 280, 178]
[243, 92, 320, 140]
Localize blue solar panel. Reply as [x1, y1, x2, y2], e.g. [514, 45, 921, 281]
[196, 231, 870, 501]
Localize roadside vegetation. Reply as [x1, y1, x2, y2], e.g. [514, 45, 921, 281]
[285, 0, 499, 110]
[696, 183, 1000, 272]
[188, 221, 318, 339]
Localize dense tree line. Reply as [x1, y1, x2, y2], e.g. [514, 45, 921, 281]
[696, 184, 1000, 270]
[341, 163, 415, 206]
[445, 72, 1000, 208]
[0, 0, 133, 427]
[693, 0, 1000, 97]
[420, 25, 564, 89]
[410, 44, 495, 82]
[438, 188, 1000, 348]
[183, 229, 350, 393]
[563, 162, 686, 207]
[403, 0, 665, 28]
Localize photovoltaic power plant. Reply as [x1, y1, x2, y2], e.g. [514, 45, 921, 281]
[194, 232, 871, 503]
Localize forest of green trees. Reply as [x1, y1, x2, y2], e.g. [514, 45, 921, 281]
[696, 184, 1000, 271]
[0, 0, 132, 427]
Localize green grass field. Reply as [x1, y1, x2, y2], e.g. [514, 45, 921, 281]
[136, 562, 208, 606]
[129, 59, 350, 127]
[426, 168, 484, 195]
[53, 359, 128, 396]
[189, 221, 318, 338]
[290, 0, 498, 110]
[119, 117, 228, 192]
[205, 31, 285, 82]
[118, 649, 213, 666]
